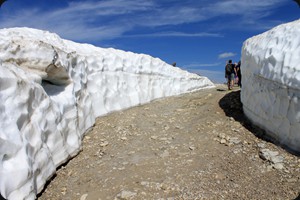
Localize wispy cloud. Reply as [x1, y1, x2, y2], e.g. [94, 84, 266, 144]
[184, 62, 222, 68]
[126, 32, 223, 38]
[218, 52, 236, 59]
[204, 0, 287, 30]
[206, 0, 284, 19]
[0, 0, 288, 42]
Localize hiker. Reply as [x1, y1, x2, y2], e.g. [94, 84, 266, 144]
[236, 61, 242, 87]
[234, 62, 238, 85]
[225, 60, 235, 90]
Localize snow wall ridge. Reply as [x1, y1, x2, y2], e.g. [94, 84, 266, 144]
[0, 27, 214, 200]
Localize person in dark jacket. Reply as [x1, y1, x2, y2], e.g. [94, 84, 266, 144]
[225, 60, 235, 90]
[236, 61, 242, 87]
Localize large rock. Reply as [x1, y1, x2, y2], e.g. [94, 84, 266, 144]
[241, 19, 300, 153]
[0, 27, 214, 200]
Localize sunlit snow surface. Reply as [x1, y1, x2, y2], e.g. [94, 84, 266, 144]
[0, 28, 214, 199]
[241, 19, 300, 153]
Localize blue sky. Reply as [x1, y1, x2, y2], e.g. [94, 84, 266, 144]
[0, 0, 299, 83]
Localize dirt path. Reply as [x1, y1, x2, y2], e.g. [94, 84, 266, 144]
[38, 85, 300, 200]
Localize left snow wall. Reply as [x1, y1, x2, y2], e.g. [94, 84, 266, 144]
[0, 27, 214, 200]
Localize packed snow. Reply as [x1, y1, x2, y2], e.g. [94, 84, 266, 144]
[241, 19, 300, 153]
[0, 27, 214, 200]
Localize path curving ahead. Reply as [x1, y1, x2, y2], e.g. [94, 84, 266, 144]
[39, 85, 300, 200]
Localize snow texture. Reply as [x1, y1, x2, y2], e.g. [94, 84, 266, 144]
[241, 19, 300, 153]
[0, 27, 214, 200]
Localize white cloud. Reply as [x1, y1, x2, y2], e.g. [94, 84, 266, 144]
[207, 0, 284, 17]
[0, 0, 288, 42]
[218, 52, 236, 59]
[184, 62, 222, 68]
[60, 0, 155, 16]
[204, 0, 286, 30]
[126, 32, 223, 38]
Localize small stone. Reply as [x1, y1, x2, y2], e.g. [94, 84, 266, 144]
[266, 165, 273, 171]
[189, 146, 196, 150]
[160, 150, 169, 158]
[220, 139, 227, 144]
[218, 133, 226, 139]
[229, 137, 241, 145]
[259, 149, 279, 161]
[67, 170, 72, 176]
[273, 163, 284, 170]
[61, 187, 67, 195]
[100, 141, 109, 147]
[271, 155, 284, 164]
[159, 137, 168, 141]
[128, 151, 135, 155]
[117, 190, 137, 199]
[80, 193, 88, 200]
[257, 143, 266, 148]
[215, 173, 226, 180]
[287, 178, 298, 183]
[121, 137, 128, 141]
[141, 181, 149, 186]
[161, 183, 168, 190]
[233, 149, 241, 154]
[151, 136, 158, 140]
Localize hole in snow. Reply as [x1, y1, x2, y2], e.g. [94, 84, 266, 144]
[41, 64, 70, 96]
[41, 80, 67, 96]
[44, 64, 70, 85]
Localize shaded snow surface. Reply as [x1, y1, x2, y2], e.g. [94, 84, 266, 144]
[0, 27, 214, 200]
[241, 19, 300, 153]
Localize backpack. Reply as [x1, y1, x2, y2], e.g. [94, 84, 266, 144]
[225, 64, 233, 74]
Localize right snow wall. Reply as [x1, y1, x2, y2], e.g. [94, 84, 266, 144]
[241, 19, 300, 153]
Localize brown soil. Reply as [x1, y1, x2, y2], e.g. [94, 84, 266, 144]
[38, 84, 300, 200]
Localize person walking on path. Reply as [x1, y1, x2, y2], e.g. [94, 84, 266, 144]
[225, 60, 235, 90]
[236, 61, 242, 87]
[234, 62, 238, 85]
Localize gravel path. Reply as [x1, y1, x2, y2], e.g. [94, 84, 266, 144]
[38, 84, 300, 200]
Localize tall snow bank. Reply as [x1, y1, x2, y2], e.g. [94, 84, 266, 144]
[241, 19, 300, 153]
[0, 27, 214, 200]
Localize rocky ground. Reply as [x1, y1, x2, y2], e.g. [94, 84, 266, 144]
[38, 84, 300, 200]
